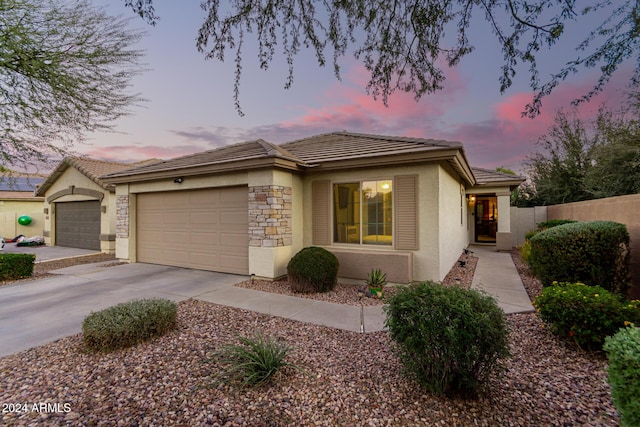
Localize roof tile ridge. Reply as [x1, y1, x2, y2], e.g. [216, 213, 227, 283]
[257, 140, 307, 164]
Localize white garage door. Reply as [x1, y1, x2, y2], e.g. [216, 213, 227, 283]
[136, 187, 248, 274]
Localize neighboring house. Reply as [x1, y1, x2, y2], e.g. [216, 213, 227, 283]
[0, 173, 45, 239]
[102, 132, 523, 283]
[35, 157, 159, 253]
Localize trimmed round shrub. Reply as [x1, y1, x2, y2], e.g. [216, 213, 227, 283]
[604, 325, 640, 427]
[287, 246, 339, 293]
[529, 221, 630, 294]
[384, 281, 510, 397]
[82, 298, 177, 353]
[536, 219, 577, 230]
[534, 282, 640, 351]
[520, 220, 575, 268]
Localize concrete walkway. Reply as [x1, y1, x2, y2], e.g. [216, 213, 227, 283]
[470, 245, 535, 314]
[0, 244, 532, 357]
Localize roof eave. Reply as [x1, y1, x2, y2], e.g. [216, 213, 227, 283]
[302, 148, 476, 184]
[101, 157, 305, 185]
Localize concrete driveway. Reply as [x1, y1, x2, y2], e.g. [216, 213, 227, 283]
[0, 262, 246, 357]
[1, 242, 101, 262]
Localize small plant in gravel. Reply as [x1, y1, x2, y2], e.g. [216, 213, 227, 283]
[384, 281, 510, 398]
[366, 268, 387, 297]
[213, 333, 302, 387]
[533, 282, 640, 351]
[287, 246, 339, 293]
[82, 298, 177, 353]
[604, 324, 640, 427]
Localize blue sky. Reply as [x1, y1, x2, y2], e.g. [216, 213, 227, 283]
[80, 1, 634, 173]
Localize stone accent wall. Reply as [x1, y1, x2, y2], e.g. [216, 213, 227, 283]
[116, 195, 129, 238]
[249, 185, 292, 247]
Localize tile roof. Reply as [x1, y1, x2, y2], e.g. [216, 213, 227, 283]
[471, 167, 525, 185]
[102, 139, 307, 179]
[35, 157, 156, 196]
[281, 131, 462, 164]
[101, 132, 471, 183]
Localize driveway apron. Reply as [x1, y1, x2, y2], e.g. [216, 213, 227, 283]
[0, 263, 246, 357]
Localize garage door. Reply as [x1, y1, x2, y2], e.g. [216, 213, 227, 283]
[136, 187, 248, 274]
[55, 201, 101, 250]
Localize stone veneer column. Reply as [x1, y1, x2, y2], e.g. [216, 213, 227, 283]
[116, 195, 129, 238]
[248, 185, 292, 247]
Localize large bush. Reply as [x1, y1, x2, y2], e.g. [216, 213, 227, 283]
[82, 298, 177, 353]
[384, 282, 510, 397]
[535, 219, 577, 230]
[534, 282, 640, 351]
[529, 221, 630, 294]
[520, 219, 575, 268]
[604, 325, 640, 427]
[0, 253, 35, 280]
[287, 246, 339, 293]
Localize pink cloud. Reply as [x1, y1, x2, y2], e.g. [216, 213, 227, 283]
[438, 67, 635, 170]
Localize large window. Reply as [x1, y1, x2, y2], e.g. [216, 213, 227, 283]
[333, 180, 393, 245]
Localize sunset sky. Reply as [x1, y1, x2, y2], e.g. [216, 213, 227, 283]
[80, 1, 635, 174]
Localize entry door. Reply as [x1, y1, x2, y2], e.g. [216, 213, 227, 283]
[474, 196, 497, 243]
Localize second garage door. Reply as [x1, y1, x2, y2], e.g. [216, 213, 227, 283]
[136, 187, 248, 274]
[55, 200, 101, 250]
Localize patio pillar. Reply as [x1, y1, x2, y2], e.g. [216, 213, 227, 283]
[496, 192, 513, 251]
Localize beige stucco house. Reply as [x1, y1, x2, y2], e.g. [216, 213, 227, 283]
[35, 157, 156, 253]
[0, 173, 45, 239]
[102, 132, 523, 283]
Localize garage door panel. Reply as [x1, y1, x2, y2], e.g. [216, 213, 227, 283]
[189, 232, 218, 246]
[220, 212, 248, 225]
[221, 232, 248, 248]
[137, 187, 248, 274]
[190, 212, 219, 225]
[55, 201, 101, 250]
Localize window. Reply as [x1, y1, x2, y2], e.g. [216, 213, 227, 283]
[333, 180, 392, 245]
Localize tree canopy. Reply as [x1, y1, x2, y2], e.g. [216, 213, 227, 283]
[1, 0, 145, 170]
[124, 0, 640, 116]
[519, 95, 640, 206]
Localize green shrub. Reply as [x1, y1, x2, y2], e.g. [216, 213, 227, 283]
[0, 253, 35, 280]
[604, 325, 640, 427]
[519, 220, 574, 268]
[213, 333, 301, 387]
[287, 246, 339, 293]
[518, 240, 533, 267]
[82, 298, 177, 353]
[524, 229, 539, 241]
[536, 219, 577, 230]
[384, 281, 510, 397]
[533, 282, 640, 351]
[529, 221, 630, 294]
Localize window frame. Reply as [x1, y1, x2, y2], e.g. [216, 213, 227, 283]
[331, 179, 394, 247]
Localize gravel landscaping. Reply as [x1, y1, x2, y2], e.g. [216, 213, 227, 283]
[0, 250, 618, 426]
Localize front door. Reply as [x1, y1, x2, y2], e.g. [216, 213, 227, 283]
[474, 196, 497, 243]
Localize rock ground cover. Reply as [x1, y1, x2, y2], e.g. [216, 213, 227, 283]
[0, 250, 618, 426]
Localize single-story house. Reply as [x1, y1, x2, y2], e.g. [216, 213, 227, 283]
[35, 157, 159, 253]
[101, 132, 523, 283]
[0, 173, 45, 239]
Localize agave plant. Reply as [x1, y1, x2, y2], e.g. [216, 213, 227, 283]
[366, 268, 387, 288]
